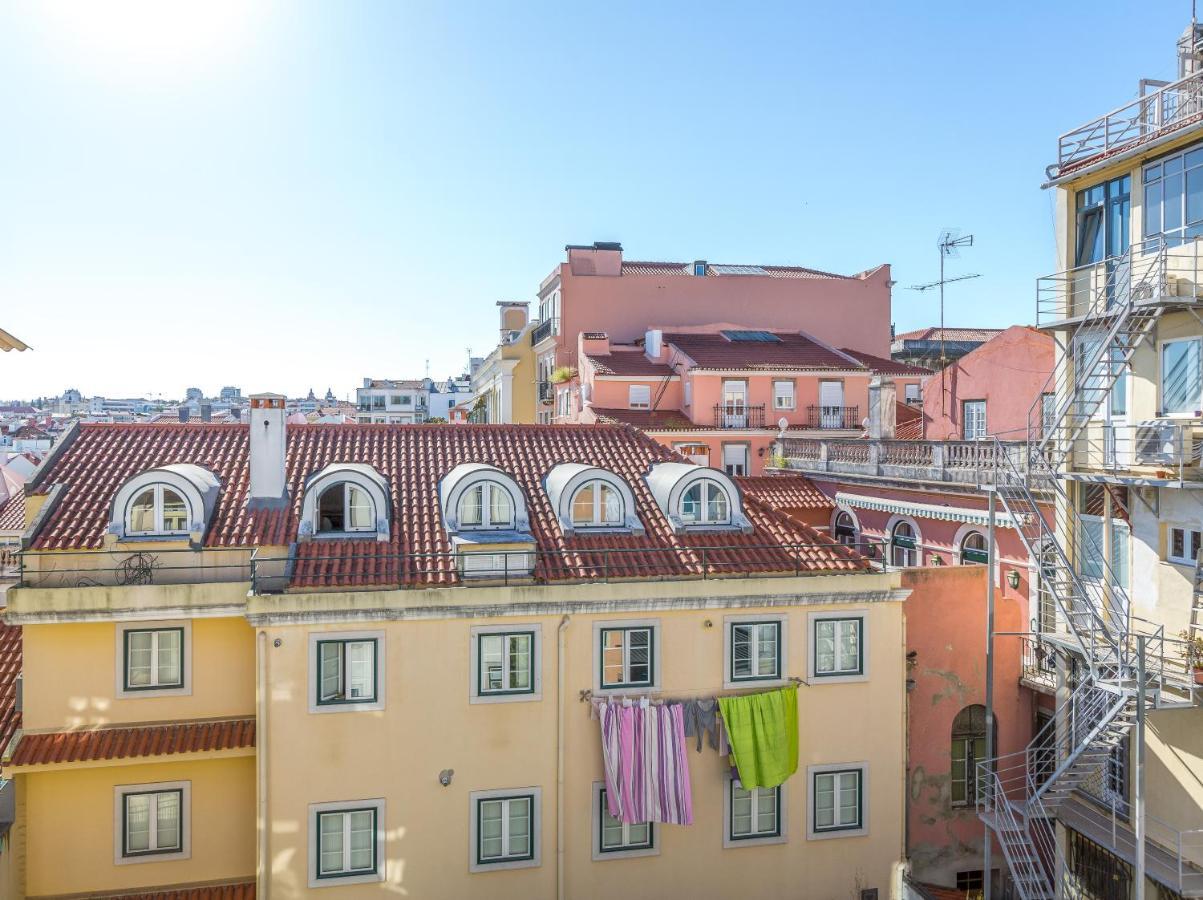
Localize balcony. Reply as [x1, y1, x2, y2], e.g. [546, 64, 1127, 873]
[1065, 420, 1203, 485]
[805, 405, 860, 430]
[775, 437, 1042, 487]
[531, 317, 559, 346]
[1052, 68, 1203, 179]
[711, 403, 766, 429]
[538, 381, 553, 403]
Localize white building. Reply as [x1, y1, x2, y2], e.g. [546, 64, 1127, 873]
[355, 379, 431, 424]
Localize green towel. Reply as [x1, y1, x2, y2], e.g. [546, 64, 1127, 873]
[718, 684, 798, 789]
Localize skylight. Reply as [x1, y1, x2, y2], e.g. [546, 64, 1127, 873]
[720, 330, 783, 343]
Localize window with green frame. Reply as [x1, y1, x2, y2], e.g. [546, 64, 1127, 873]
[813, 768, 862, 833]
[729, 781, 780, 840]
[598, 787, 653, 852]
[951, 705, 991, 807]
[477, 631, 534, 696]
[316, 807, 377, 879]
[316, 638, 378, 705]
[123, 627, 184, 691]
[599, 626, 653, 688]
[730, 621, 780, 682]
[476, 794, 534, 865]
[813, 617, 862, 677]
[960, 531, 989, 565]
[122, 788, 183, 857]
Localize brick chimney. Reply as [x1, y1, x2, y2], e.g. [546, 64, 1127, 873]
[249, 393, 288, 508]
[868, 376, 896, 440]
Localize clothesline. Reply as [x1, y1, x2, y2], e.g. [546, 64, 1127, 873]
[578, 675, 804, 704]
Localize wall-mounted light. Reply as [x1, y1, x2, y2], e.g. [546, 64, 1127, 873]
[1006, 569, 1021, 590]
[439, 769, 454, 787]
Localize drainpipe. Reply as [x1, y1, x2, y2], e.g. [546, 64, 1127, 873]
[257, 629, 270, 900]
[556, 614, 571, 900]
[984, 489, 996, 900]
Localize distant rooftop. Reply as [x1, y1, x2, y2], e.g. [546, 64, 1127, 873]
[622, 261, 853, 280]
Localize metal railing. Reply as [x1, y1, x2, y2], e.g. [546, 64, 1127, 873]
[711, 403, 766, 429]
[805, 405, 860, 430]
[531, 318, 558, 345]
[538, 381, 553, 403]
[1066, 421, 1203, 480]
[13, 540, 888, 593]
[1054, 67, 1203, 176]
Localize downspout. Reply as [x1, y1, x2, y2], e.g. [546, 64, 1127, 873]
[556, 614, 570, 900]
[257, 629, 270, 900]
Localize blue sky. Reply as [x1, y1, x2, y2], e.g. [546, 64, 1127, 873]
[0, 1, 1193, 401]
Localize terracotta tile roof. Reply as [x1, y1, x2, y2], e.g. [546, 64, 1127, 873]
[91, 881, 255, 900]
[589, 408, 706, 431]
[736, 475, 833, 511]
[894, 404, 925, 441]
[621, 261, 851, 279]
[584, 352, 675, 378]
[10, 717, 255, 767]
[893, 327, 1003, 344]
[29, 423, 868, 586]
[837, 348, 933, 376]
[0, 493, 23, 532]
[664, 332, 862, 371]
[0, 623, 21, 755]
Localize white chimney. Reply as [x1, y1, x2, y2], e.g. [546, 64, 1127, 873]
[645, 329, 663, 359]
[868, 376, 896, 440]
[249, 393, 288, 507]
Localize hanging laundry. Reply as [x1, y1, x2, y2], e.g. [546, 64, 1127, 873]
[678, 697, 729, 755]
[599, 700, 693, 826]
[718, 683, 798, 790]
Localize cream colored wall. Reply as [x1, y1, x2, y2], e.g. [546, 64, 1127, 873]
[259, 587, 906, 898]
[1145, 706, 1203, 870]
[22, 616, 255, 730]
[22, 757, 255, 897]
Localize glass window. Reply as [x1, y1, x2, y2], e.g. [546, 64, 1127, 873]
[962, 400, 987, 440]
[730, 621, 780, 682]
[891, 521, 918, 567]
[1161, 338, 1202, 414]
[1169, 526, 1202, 565]
[459, 482, 514, 529]
[1144, 147, 1203, 245]
[478, 631, 534, 695]
[951, 705, 989, 806]
[1075, 175, 1129, 264]
[317, 639, 378, 705]
[600, 626, 653, 688]
[317, 808, 377, 878]
[834, 511, 858, 547]
[124, 628, 184, 691]
[960, 531, 989, 565]
[598, 787, 652, 852]
[904, 383, 921, 405]
[721, 444, 748, 477]
[628, 385, 651, 409]
[570, 481, 623, 527]
[813, 769, 862, 833]
[127, 484, 190, 535]
[814, 617, 862, 677]
[123, 789, 182, 857]
[477, 795, 533, 864]
[730, 781, 780, 840]
[680, 480, 730, 524]
[773, 381, 795, 409]
[317, 483, 376, 534]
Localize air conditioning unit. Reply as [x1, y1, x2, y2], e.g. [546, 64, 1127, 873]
[1134, 419, 1179, 465]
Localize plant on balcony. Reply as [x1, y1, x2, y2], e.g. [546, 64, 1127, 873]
[1178, 630, 1203, 684]
[766, 453, 787, 469]
[549, 366, 577, 385]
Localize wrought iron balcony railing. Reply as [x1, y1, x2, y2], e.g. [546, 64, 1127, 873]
[711, 403, 766, 429]
[531, 317, 559, 345]
[805, 405, 860, 430]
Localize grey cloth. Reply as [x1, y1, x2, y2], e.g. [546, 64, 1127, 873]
[681, 698, 723, 753]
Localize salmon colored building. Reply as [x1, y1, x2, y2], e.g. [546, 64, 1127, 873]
[564, 328, 929, 476]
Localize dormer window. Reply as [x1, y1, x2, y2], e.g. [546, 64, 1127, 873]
[317, 483, 375, 534]
[681, 479, 730, 525]
[459, 482, 514, 530]
[571, 481, 623, 528]
[128, 485, 190, 535]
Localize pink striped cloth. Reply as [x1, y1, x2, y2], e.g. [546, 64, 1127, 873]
[599, 700, 693, 825]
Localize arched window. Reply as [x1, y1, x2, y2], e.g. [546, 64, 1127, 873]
[316, 483, 375, 534]
[960, 530, 989, 565]
[891, 521, 918, 567]
[459, 482, 515, 529]
[680, 479, 730, 525]
[570, 480, 623, 528]
[127, 485, 190, 535]
[834, 511, 858, 547]
[951, 705, 991, 807]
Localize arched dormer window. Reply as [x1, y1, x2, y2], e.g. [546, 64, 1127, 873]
[833, 510, 858, 547]
[440, 464, 530, 535]
[960, 530, 989, 565]
[298, 464, 391, 542]
[890, 519, 919, 567]
[108, 464, 220, 543]
[644, 463, 751, 534]
[544, 464, 642, 536]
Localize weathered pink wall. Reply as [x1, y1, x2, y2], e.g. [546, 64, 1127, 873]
[922, 326, 1053, 441]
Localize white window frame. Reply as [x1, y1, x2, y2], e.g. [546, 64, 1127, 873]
[887, 515, 921, 568]
[1168, 525, 1202, 566]
[904, 382, 921, 405]
[470, 623, 542, 704]
[721, 443, 750, 477]
[723, 613, 788, 689]
[469, 787, 542, 873]
[308, 630, 386, 714]
[458, 482, 516, 530]
[808, 611, 868, 683]
[315, 482, 376, 535]
[628, 384, 651, 410]
[115, 620, 192, 699]
[962, 400, 987, 440]
[723, 773, 787, 848]
[679, 479, 732, 525]
[114, 780, 191, 865]
[569, 480, 625, 528]
[773, 380, 796, 410]
[125, 484, 191, 536]
[592, 619, 661, 694]
[1159, 336, 1203, 417]
[807, 762, 868, 840]
[591, 781, 658, 860]
[307, 798, 386, 887]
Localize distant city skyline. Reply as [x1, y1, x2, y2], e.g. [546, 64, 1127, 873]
[0, 2, 1194, 398]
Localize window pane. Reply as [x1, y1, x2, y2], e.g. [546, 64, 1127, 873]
[507, 634, 531, 691]
[347, 486, 373, 530]
[756, 788, 777, 833]
[127, 632, 154, 687]
[507, 798, 530, 856]
[347, 641, 374, 700]
[489, 486, 512, 526]
[481, 634, 504, 692]
[319, 642, 342, 701]
[706, 484, 729, 522]
[627, 821, 650, 846]
[320, 813, 345, 874]
[460, 486, 483, 526]
[627, 629, 650, 684]
[600, 485, 622, 524]
[681, 484, 702, 522]
[1166, 174, 1185, 232]
[479, 800, 503, 859]
[348, 810, 374, 871]
[156, 630, 181, 686]
[757, 625, 778, 676]
[571, 484, 595, 525]
[1163, 340, 1202, 414]
[816, 621, 836, 673]
[732, 625, 753, 678]
[1145, 180, 1163, 238]
[732, 785, 753, 836]
[129, 489, 156, 533]
[126, 794, 151, 853]
[156, 791, 180, 850]
[161, 488, 188, 532]
[839, 621, 860, 672]
[815, 774, 835, 828]
[839, 776, 859, 825]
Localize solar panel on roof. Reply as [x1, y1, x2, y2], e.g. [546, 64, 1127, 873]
[721, 330, 783, 343]
[710, 264, 769, 276]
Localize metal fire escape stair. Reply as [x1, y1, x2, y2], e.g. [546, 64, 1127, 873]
[1190, 547, 1203, 640]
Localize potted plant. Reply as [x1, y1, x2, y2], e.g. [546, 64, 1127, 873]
[549, 366, 577, 385]
[1178, 630, 1203, 684]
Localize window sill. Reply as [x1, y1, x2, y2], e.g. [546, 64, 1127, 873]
[470, 856, 539, 874]
[724, 832, 787, 849]
[470, 690, 541, 706]
[309, 698, 384, 715]
[807, 825, 868, 841]
[117, 848, 191, 865]
[808, 672, 868, 685]
[117, 684, 191, 700]
[593, 844, 659, 861]
[309, 870, 384, 888]
[723, 676, 787, 691]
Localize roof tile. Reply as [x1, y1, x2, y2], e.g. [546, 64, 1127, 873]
[91, 882, 255, 900]
[10, 717, 255, 767]
[0, 493, 23, 532]
[584, 352, 675, 378]
[736, 475, 833, 511]
[838, 348, 933, 376]
[665, 332, 862, 371]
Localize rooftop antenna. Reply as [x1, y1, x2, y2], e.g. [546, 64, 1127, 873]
[907, 229, 980, 417]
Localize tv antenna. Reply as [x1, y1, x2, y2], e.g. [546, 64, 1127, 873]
[907, 229, 980, 416]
